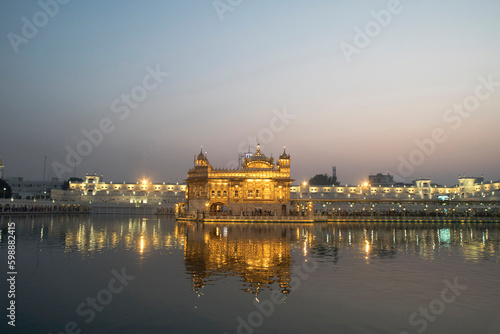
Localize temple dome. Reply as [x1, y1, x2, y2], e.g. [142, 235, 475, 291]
[244, 144, 274, 169]
[248, 145, 268, 161]
[197, 148, 206, 160]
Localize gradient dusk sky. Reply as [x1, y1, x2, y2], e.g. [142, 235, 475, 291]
[1, 0, 499, 186]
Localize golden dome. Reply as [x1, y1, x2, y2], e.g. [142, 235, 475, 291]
[244, 144, 275, 169]
[197, 147, 206, 160]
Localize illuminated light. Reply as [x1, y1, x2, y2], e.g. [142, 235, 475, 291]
[140, 236, 145, 254]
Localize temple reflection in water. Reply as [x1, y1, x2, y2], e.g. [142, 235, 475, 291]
[181, 222, 314, 295]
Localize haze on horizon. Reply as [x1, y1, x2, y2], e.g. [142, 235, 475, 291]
[1, 0, 499, 187]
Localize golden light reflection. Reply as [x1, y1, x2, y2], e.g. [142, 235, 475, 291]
[181, 223, 315, 295]
[62, 218, 185, 256]
[31, 216, 500, 272]
[140, 236, 145, 254]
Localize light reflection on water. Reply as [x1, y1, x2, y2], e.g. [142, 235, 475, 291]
[0, 215, 187, 256]
[1, 215, 499, 334]
[9, 215, 496, 264]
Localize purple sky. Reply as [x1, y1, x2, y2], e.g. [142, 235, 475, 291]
[1, 0, 499, 186]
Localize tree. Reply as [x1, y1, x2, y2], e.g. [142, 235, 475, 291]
[62, 177, 83, 190]
[309, 173, 340, 186]
[0, 179, 12, 198]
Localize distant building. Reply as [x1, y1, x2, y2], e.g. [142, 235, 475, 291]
[458, 174, 485, 197]
[5, 177, 64, 200]
[52, 172, 185, 209]
[292, 174, 500, 200]
[182, 145, 293, 216]
[368, 173, 395, 186]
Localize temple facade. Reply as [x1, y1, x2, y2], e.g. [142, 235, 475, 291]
[183, 145, 294, 216]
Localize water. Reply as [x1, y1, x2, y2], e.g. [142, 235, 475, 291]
[1, 215, 499, 334]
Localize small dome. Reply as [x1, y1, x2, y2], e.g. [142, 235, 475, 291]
[279, 147, 289, 159]
[197, 148, 206, 160]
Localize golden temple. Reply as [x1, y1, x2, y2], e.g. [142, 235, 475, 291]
[178, 145, 296, 220]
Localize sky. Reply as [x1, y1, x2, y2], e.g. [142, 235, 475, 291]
[0, 0, 499, 186]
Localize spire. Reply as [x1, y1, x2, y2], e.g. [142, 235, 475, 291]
[197, 146, 207, 161]
[256, 143, 261, 154]
[279, 146, 289, 160]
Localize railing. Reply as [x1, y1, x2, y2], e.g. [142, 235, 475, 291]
[177, 211, 499, 222]
[204, 215, 313, 221]
[318, 216, 500, 222]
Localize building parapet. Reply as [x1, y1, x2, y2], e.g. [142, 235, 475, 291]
[291, 178, 500, 200]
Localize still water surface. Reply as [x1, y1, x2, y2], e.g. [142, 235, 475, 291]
[1, 215, 499, 334]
